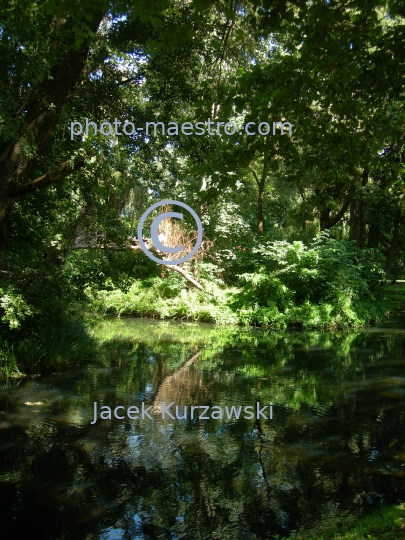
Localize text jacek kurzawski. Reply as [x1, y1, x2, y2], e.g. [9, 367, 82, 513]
[90, 402, 273, 424]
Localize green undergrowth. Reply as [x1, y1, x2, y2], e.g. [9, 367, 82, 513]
[86, 236, 389, 329]
[0, 235, 394, 375]
[87, 236, 389, 328]
[285, 502, 405, 540]
[86, 275, 387, 330]
[86, 276, 240, 325]
[0, 317, 97, 377]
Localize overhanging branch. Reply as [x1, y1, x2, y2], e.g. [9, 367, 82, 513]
[73, 233, 204, 291]
[8, 156, 86, 197]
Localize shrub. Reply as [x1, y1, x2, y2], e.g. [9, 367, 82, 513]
[232, 233, 387, 327]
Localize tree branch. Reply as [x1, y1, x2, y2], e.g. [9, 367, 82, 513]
[8, 156, 86, 197]
[248, 163, 260, 186]
[326, 197, 351, 229]
[168, 264, 204, 290]
[73, 234, 204, 290]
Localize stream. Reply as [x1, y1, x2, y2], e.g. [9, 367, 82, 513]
[1, 318, 405, 539]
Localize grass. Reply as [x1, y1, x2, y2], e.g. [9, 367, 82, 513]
[0, 342, 21, 377]
[0, 318, 97, 376]
[284, 503, 405, 540]
[383, 280, 405, 320]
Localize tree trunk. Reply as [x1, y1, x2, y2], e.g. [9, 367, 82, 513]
[349, 181, 357, 242]
[367, 224, 379, 248]
[357, 168, 368, 248]
[316, 188, 350, 231]
[257, 179, 265, 236]
[249, 162, 268, 236]
[0, 12, 104, 228]
[386, 210, 402, 272]
[319, 207, 329, 231]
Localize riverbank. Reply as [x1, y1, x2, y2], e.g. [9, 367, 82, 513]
[0, 286, 398, 377]
[287, 502, 405, 539]
[86, 274, 394, 330]
[1, 276, 404, 378]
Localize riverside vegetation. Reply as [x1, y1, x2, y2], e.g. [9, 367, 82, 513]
[2, 0, 405, 374]
[1, 3, 405, 539]
[0, 231, 392, 376]
[2, 0, 405, 377]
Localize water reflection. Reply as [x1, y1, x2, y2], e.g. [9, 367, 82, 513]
[0, 319, 405, 539]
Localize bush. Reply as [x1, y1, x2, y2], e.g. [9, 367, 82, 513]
[86, 233, 388, 329]
[231, 233, 387, 327]
[87, 276, 240, 325]
[0, 313, 96, 375]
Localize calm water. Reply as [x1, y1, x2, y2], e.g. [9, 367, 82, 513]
[1, 318, 405, 539]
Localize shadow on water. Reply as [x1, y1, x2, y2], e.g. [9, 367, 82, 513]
[0, 318, 405, 539]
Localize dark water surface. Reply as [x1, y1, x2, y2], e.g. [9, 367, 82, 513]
[1, 319, 405, 539]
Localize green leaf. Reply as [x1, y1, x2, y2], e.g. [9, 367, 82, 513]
[151, 16, 164, 27]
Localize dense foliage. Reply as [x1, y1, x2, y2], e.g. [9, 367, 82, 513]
[87, 233, 387, 328]
[1, 0, 405, 373]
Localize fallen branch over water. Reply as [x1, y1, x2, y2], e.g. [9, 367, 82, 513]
[72, 232, 204, 290]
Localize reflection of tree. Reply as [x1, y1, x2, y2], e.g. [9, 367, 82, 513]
[1, 323, 405, 538]
[152, 351, 202, 415]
